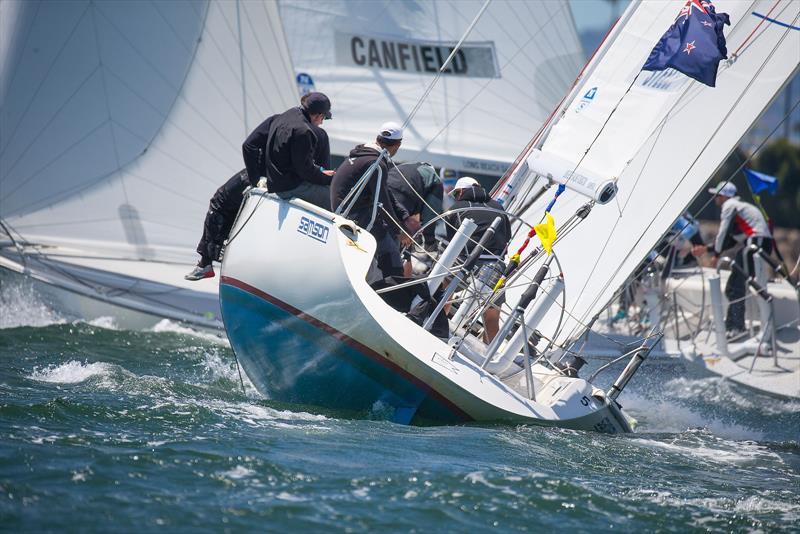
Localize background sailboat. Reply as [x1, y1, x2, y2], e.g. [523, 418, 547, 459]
[0, 0, 585, 330]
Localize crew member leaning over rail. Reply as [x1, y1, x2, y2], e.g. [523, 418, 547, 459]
[265, 92, 335, 209]
[330, 122, 419, 280]
[185, 94, 333, 281]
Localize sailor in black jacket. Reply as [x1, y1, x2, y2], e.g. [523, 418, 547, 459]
[243, 94, 331, 184]
[387, 162, 443, 248]
[444, 177, 511, 341]
[331, 122, 417, 279]
[265, 92, 334, 208]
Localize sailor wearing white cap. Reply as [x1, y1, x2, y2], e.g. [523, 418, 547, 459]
[330, 122, 420, 279]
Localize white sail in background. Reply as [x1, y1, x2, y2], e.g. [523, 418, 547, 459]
[1, 0, 297, 262]
[505, 0, 800, 347]
[279, 0, 584, 176]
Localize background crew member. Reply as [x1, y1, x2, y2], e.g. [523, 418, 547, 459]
[444, 177, 511, 342]
[387, 161, 444, 249]
[265, 92, 334, 208]
[693, 182, 773, 338]
[330, 122, 419, 279]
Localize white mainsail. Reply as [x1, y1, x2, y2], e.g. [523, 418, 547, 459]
[503, 0, 800, 348]
[278, 0, 584, 176]
[1, 0, 297, 263]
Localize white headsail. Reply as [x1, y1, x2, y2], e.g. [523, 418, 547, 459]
[1, 0, 297, 262]
[278, 0, 584, 176]
[503, 0, 800, 347]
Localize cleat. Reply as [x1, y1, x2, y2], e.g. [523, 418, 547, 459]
[184, 264, 215, 281]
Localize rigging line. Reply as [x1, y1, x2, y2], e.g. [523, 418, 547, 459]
[489, 0, 575, 98]
[733, 0, 783, 57]
[208, 4, 276, 120]
[89, 1, 128, 204]
[213, 1, 284, 118]
[240, 2, 293, 113]
[2, 117, 111, 207]
[401, 0, 492, 129]
[731, 1, 795, 59]
[515, 0, 576, 89]
[111, 0, 215, 158]
[0, 1, 92, 159]
[259, 1, 296, 101]
[616, 94, 800, 304]
[235, 0, 248, 136]
[418, 1, 570, 154]
[527, 5, 796, 340]
[1, 63, 103, 184]
[564, 48, 800, 344]
[443, 0, 569, 103]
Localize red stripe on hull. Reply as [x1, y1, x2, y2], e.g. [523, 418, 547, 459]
[220, 275, 472, 422]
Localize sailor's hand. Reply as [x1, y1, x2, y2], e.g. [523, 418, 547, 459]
[710, 254, 719, 268]
[691, 244, 706, 258]
[256, 177, 268, 188]
[399, 233, 413, 248]
[322, 169, 335, 177]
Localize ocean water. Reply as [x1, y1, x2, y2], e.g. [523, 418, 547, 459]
[1, 278, 798, 532]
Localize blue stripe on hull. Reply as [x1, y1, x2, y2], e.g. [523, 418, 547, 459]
[220, 282, 464, 424]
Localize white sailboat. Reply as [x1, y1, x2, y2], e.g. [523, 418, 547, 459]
[219, 0, 799, 429]
[0, 0, 582, 330]
[0, 0, 298, 330]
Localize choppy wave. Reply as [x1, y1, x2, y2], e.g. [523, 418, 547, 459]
[0, 278, 63, 329]
[151, 318, 228, 345]
[29, 360, 116, 384]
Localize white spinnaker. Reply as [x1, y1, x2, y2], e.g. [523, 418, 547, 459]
[506, 0, 800, 347]
[1, 0, 297, 262]
[278, 0, 584, 176]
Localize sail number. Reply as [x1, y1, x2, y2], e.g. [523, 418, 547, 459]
[297, 216, 330, 243]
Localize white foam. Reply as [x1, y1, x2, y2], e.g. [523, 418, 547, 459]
[29, 360, 115, 384]
[151, 319, 228, 345]
[85, 316, 118, 330]
[633, 436, 781, 465]
[220, 466, 255, 480]
[0, 279, 63, 329]
[622, 391, 765, 441]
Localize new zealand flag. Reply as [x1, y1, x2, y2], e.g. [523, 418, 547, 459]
[642, 0, 730, 87]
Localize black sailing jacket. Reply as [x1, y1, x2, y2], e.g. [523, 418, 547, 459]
[331, 144, 410, 236]
[264, 107, 330, 192]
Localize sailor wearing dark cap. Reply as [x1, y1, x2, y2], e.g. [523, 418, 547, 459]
[264, 91, 335, 208]
[184, 94, 334, 281]
[331, 122, 419, 279]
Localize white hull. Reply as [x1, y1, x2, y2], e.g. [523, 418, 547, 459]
[219, 191, 634, 431]
[596, 267, 800, 400]
[0, 244, 222, 333]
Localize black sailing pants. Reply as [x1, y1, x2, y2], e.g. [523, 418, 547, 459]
[196, 169, 249, 266]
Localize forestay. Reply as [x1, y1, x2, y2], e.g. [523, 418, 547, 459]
[1, 0, 297, 262]
[278, 0, 584, 177]
[505, 0, 800, 347]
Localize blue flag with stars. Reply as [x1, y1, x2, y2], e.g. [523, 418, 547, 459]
[642, 0, 730, 87]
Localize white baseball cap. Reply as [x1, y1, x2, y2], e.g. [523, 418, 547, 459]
[707, 181, 737, 197]
[450, 176, 480, 195]
[378, 121, 403, 141]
